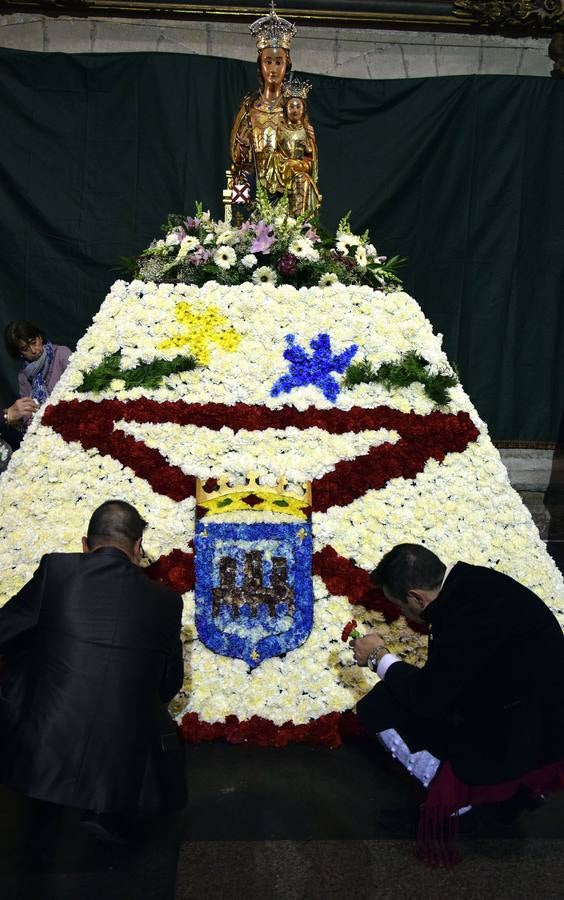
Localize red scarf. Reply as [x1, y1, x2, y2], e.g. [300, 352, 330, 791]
[417, 758, 564, 867]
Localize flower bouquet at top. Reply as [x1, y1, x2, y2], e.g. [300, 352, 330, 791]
[135, 189, 405, 291]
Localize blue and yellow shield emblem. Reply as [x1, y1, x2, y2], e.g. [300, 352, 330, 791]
[194, 520, 314, 669]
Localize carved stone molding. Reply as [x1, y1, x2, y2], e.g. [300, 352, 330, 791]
[0, 0, 562, 32]
[453, 0, 564, 29]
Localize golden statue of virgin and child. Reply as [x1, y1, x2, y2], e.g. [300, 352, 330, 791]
[229, 4, 321, 220]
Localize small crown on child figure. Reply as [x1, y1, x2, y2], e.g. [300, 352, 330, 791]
[250, 0, 297, 51]
[283, 77, 312, 101]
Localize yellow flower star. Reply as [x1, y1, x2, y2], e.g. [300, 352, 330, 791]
[158, 301, 241, 364]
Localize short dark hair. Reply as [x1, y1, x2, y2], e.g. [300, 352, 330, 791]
[4, 320, 47, 359]
[370, 543, 446, 602]
[86, 500, 147, 551]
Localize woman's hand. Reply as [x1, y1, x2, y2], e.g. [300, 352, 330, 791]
[5, 398, 37, 423]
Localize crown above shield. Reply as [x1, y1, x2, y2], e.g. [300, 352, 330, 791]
[196, 473, 311, 519]
[250, 1, 297, 51]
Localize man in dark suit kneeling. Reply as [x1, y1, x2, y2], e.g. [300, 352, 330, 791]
[0, 499, 186, 860]
[352, 543, 564, 849]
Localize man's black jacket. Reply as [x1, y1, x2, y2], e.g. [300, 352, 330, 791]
[0, 547, 186, 813]
[382, 562, 564, 784]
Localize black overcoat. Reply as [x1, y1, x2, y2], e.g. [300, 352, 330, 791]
[0, 547, 187, 813]
[357, 562, 564, 785]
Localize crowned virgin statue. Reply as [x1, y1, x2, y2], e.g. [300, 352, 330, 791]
[229, 3, 321, 219]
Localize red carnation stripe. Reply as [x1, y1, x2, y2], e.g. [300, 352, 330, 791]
[45, 399, 479, 437]
[146, 547, 195, 593]
[313, 546, 400, 621]
[44, 400, 196, 502]
[44, 400, 479, 507]
[312, 410, 479, 513]
[179, 709, 364, 748]
[313, 546, 427, 634]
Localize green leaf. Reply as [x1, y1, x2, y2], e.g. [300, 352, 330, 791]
[77, 350, 199, 394]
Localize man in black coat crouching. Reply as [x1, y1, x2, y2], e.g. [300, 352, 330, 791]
[0, 499, 186, 857]
[352, 543, 564, 852]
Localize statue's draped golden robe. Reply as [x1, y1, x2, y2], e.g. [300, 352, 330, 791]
[230, 93, 320, 218]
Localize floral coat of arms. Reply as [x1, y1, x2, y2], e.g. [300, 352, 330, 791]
[1, 213, 563, 748]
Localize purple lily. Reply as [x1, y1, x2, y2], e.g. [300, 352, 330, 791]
[188, 247, 211, 266]
[250, 220, 275, 254]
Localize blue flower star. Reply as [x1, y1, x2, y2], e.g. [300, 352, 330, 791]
[271, 333, 358, 403]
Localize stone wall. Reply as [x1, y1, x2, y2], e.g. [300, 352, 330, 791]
[0, 14, 552, 78]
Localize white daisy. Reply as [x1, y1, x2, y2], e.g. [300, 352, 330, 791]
[241, 254, 258, 269]
[177, 235, 200, 259]
[318, 272, 339, 287]
[252, 266, 277, 285]
[288, 237, 319, 261]
[355, 245, 368, 269]
[215, 227, 239, 246]
[336, 231, 360, 254]
[214, 245, 237, 270]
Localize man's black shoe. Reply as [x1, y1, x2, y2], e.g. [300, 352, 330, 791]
[80, 812, 133, 846]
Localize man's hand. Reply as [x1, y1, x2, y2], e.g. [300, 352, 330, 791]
[6, 398, 37, 423]
[351, 631, 386, 667]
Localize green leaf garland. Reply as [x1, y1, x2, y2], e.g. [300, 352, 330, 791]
[343, 351, 458, 407]
[78, 350, 198, 394]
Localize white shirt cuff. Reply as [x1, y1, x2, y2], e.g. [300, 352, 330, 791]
[377, 652, 401, 680]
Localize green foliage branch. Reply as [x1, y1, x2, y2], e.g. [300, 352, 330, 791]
[343, 351, 459, 407]
[78, 350, 198, 394]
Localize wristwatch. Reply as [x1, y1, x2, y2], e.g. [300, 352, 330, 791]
[367, 646, 388, 673]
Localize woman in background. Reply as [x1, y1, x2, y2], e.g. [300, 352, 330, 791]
[3, 320, 71, 431]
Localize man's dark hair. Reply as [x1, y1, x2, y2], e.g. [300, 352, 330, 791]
[86, 500, 147, 551]
[370, 543, 446, 601]
[4, 320, 47, 359]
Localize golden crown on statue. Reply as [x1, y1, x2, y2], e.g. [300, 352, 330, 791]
[196, 473, 311, 519]
[250, 1, 297, 51]
[282, 78, 312, 101]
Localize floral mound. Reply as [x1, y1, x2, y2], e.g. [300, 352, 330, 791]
[1, 276, 563, 748]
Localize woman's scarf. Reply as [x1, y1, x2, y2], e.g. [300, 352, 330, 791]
[21, 340, 55, 405]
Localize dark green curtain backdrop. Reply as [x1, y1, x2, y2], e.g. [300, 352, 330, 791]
[0, 47, 563, 442]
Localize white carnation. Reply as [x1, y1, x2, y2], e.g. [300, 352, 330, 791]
[241, 254, 258, 269]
